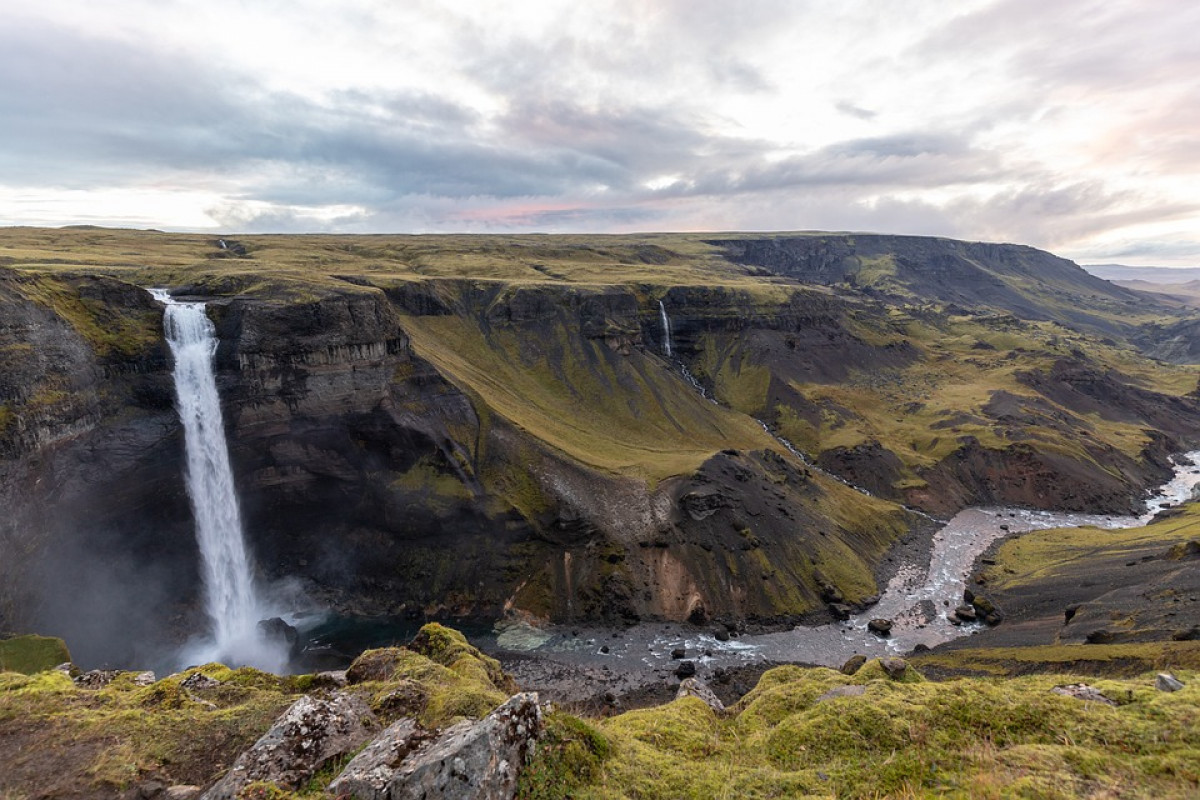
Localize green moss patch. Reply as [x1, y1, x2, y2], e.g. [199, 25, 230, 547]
[565, 658, 1200, 799]
[0, 635, 71, 674]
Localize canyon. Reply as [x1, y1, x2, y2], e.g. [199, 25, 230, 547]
[3, 227, 1200, 671]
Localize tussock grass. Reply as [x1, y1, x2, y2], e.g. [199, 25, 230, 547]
[528, 658, 1200, 799]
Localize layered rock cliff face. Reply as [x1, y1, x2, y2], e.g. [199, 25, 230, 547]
[3, 229, 1200, 667]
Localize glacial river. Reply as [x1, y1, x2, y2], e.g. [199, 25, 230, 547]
[497, 451, 1200, 671]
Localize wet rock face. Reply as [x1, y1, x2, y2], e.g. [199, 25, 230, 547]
[200, 692, 375, 800]
[0, 272, 195, 662]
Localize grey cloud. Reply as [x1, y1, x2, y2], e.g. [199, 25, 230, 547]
[835, 101, 877, 120]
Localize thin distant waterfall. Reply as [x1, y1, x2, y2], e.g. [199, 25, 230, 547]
[659, 300, 672, 357]
[151, 288, 265, 665]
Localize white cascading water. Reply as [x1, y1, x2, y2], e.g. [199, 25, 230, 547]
[150, 289, 279, 669]
[658, 300, 672, 357]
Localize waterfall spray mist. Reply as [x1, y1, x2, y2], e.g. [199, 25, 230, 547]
[151, 289, 282, 670]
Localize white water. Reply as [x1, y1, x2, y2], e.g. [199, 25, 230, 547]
[151, 289, 282, 670]
[658, 300, 672, 357]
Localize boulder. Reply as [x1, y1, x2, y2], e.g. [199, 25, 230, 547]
[257, 617, 299, 649]
[880, 657, 909, 680]
[1085, 629, 1116, 644]
[953, 605, 977, 623]
[311, 670, 349, 689]
[867, 618, 893, 636]
[329, 693, 541, 800]
[713, 628, 730, 642]
[200, 692, 375, 800]
[841, 655, 868, 675]
[325, 718, 425, 800]
[674, 661, 697, 679]
[670, 647, 687, 660]
[675, 677, 725, 714]
[1156, 673, 1185, 692]
[969, 593, 1003, 625]
[132, 671, 156, 686]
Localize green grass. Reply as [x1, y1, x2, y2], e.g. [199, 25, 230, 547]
[0, 624, 512, 798]
[538, 658, 1200, 799]
[402, 304, 775, 482]
[0, 636, 70, 674]
[978, 504, 1200, 596]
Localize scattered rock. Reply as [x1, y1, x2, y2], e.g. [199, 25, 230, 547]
[180, 672, 221, 691]
[841, 655, 868, 675]
[880, 657, 909, 680]
[1085, 630, 1116, 644]
[713, 628, 730, 642]
[1064, 604, 1081, 624]
[815, 685, 866, 704]
[828, 603, 853, 621]
[330, 693, 541, 800]
[1171, 625, 1200, 641]
[670, 647, 686, 660]
[75, 669, 120, 690]
[1156, 673, 1185, 692]
[311, 670, 348, 689]
[132, 671, 156, 686]
[676, 677, 725, 713]
[867, 618, 893, 637]
[1051, 684, 1117, 706]
[199, 692, 376, 800]
[131, 780, 165, 799]
[599, 645, 610, 654]
[953, 605, 977, 623]
[911, 643, 930, 654]
[674, 661, 697, 679]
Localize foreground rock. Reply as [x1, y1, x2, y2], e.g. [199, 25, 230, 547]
[1156, 673, 1185, 692]
[327, 693, 542, 800]
[675, 677, 725, 714]
[1050, 684, 1117, 706]
[200, 692, 375, 800]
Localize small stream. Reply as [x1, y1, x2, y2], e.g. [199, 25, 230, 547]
[497, 451, 1200, 671]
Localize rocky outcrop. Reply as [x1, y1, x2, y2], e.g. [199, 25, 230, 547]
[327, 693, 542, 800]
[200, 692, 375, 800]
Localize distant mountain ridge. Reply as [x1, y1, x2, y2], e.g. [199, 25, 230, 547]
[1084, 263, 1200, 283]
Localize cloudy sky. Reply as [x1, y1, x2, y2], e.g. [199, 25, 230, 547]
[2, 1, 1198, 264]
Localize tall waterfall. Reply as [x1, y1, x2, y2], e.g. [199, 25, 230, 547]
[658, 300, 672, 357]
[151, 289, 273, 668]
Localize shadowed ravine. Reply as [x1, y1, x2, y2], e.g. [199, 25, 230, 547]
[480, 451, 1200, 672]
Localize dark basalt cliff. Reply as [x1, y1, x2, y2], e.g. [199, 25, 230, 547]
[3, 230, 1200, 667]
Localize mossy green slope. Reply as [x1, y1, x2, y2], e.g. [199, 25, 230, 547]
[525, 659, 1200, 799]
[401, 293, 773, 482]
[0, 624, 512, 799]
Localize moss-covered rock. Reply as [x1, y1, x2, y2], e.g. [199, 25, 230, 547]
[0, 634, 71, 674]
